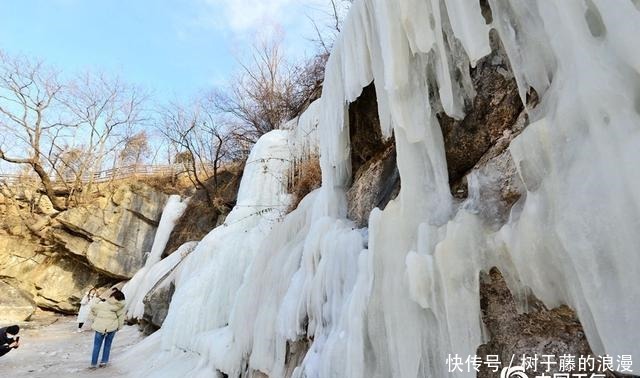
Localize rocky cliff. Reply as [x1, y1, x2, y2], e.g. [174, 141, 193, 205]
[0, 182, 167, 321]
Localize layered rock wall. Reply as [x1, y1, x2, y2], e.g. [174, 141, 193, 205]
[0, 183, 167, 320]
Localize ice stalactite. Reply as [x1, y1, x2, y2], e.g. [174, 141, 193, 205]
[123, 195, 188, 319]
[129, 0, 640, 377]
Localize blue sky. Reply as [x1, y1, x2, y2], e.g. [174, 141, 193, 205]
[0, 0, 339, 102]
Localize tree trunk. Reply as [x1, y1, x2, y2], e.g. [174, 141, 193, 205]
[31, 162, 67, 211]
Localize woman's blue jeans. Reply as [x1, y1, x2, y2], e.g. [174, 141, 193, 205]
[91, 331, 116, 366]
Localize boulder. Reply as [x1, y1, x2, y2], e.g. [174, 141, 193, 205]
[142, 280, 175, 333]
[36, 194, 57, 216]
[0, 235, 113, 313]
[0, 280, 36, 322]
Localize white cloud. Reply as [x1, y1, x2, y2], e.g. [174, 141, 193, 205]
[206, 0, 323, 33]
[177, 0, 351, 63]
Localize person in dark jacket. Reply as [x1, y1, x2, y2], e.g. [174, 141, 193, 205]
[0, 325, 20, 357]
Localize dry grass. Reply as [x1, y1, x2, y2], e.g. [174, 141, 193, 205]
[136, 174, 189, 195]
[162, 167, 243, 257]
[288, 157, 322, 213]
[163, 191, 220, 256]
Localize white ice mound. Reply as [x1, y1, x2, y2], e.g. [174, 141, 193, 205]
[157, 130, 293, 352]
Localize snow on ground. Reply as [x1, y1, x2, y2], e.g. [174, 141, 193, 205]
[1, 314, 143, 377]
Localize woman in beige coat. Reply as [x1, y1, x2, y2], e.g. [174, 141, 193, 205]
[89, 289, 125, 368]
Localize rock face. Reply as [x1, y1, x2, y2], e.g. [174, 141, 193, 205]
[0, 234, 104, 314]
[0, 279, 36, 322]
[346, 143, 400, 228]
[284, 338, 312, 378]
[477, 268, 620, 378]
[459, 110, 528, 225]
[439, 31, 524, 186]
[349, 82, 385, 175]
[346, 82, 400, 228]
[163, 167, 242, 257]
[0, 183, 167, 316]
[141, 281, 175, 334]
[55, 184, 166, 279]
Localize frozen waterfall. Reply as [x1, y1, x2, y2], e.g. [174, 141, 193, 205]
[123, 195, 188, 319]
[124, 0, 640, 377]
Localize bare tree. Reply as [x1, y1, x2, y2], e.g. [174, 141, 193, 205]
[54, 146, 90, 182]
[0, 50, 70, 210]
[307, 0, 353, 54]
[212, 36, 306, 145]
[157, 95, 233, 205]
[0, 51, 148, 209]
[62, 72, 147, 200]
[119, 131, 151, 166]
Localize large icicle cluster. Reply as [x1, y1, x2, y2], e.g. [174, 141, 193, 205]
[126, 0, 640, 377]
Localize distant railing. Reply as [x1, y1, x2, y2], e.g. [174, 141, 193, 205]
[0, 164, 213, 185]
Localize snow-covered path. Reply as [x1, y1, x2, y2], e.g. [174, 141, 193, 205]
[0, 314, 142, 377]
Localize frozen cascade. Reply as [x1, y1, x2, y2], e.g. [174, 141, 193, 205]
[123, 195, 188, 319]
[122, 130, 295, 376]
[129, 0, 640, 377]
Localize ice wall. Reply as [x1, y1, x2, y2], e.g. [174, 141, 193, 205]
[130, 0, 640, 377]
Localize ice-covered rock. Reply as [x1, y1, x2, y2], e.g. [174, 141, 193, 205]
[476, 268, 595, 378]
[346, 143, 399, 227]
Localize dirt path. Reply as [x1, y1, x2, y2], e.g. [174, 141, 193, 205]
[0, 313, 142, 377]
